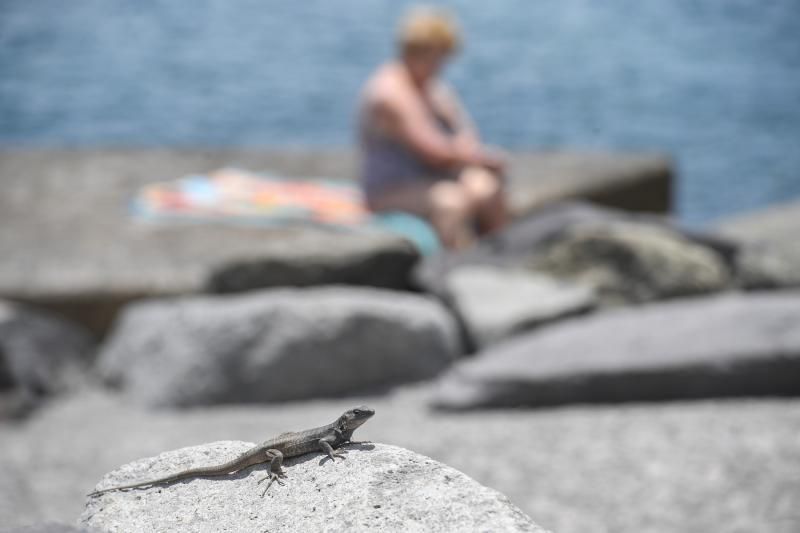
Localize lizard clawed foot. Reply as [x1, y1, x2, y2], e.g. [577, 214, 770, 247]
[257, 471, 286, 496]
[323, 451, 346, 463]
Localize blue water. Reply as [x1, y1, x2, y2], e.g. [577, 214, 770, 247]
[1, 0, 799, 225]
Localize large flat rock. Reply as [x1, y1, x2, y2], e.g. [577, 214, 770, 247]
[433, 291, 800, 410]
[504, 151, 672, 214]
[98, 287, 460, 407]
[82, 442, 545, 532]
[2, 391, 799, 533]
[0, 149, 671, 334]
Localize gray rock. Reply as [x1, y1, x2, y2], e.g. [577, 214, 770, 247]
[3, 388, 799, 533]
[444, 265, 595, 348]
[433, 291, 800, 410]
[81, 442, 547, 533]
[715, 200, 800, 290]
[0, 301, 95, 397]
[206, 230, 419, 293]
[415, 202, 629, 294]
[731, 242, 800, 289]
[0, 390, 39, 421]
[529, 223, 731, 305]
[415, 202, 736, 301]
[0, 465, 41, 530]
[715, 198, 800, 247]
[98, 287, 460, 407]
[2, 525, 94, 533]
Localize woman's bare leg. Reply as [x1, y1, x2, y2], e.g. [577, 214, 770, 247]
[458, 166, 509, 235]
[365, 181, 474, 249]
[428, 180, 475, 249]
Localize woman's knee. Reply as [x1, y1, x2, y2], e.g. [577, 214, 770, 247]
[428, 181, 473, 217]
[459, 166, 503, 205]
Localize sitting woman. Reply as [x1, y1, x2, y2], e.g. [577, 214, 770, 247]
[357, 7, 509, 249]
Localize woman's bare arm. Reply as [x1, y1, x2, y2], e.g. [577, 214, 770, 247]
[432, 82, 507, 174]
[432, 81, 480, 147]
[381, 82, 502, 171]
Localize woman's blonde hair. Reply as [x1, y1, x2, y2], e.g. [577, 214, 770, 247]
[397, 6, 462, 56]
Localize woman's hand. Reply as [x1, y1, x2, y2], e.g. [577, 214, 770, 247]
[478, 146, 507, 174]
[454, 139, 506, 174]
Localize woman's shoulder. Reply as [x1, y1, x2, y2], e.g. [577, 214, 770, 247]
[362, 63, 413, 110]
[365, 63, 405, 93]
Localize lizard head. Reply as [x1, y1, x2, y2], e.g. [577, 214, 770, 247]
[338, 405, 375, 433]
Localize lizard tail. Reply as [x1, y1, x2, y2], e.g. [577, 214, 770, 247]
[87, 464, 241, 497]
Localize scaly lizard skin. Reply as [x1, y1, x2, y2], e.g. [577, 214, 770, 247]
[88, 406, 375, 497]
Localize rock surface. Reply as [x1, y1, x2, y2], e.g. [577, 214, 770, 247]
[0, 301, 95, 397]
[206, 230, 418, 293]
[98, 287, 460, 407]
[3, 525, 93, 533]
[2, 390, 798, 533]
[81, 442, 546, 533]
[0, 466, 41, 531]
[444, 265, 595, 348]
[730, 242, 800, 289]
[715, 198, 800, 246]
[528, 223, 730, 304]
[716, 199, 800, 289]
[415, 202, 735, 301]
[433, 291, 800, 410]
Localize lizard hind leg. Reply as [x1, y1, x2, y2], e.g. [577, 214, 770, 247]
[257, 449, 286, 496]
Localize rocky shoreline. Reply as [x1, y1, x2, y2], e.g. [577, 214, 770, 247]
[2, 149, 799, 532]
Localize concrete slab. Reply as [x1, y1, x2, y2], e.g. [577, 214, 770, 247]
[0, 149, 671, 335]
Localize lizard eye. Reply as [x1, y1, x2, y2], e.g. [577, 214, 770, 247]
[353, 409, 362, 415]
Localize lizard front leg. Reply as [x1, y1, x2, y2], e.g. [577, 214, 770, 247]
[319, 435, 346, 462]
[256, 449, 285, 496]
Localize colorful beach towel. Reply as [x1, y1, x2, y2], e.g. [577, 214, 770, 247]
[131, 168, 441, 254]
[132, 168, 370, 226]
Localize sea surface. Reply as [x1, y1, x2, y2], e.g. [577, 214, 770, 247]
[1, 0, 799, 225]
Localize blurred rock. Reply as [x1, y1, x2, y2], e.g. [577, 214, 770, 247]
[506, 151, 672, 214]
[82, 441, 546, 532]
[433, 291, 800, 410]
[3, 525, 93, 533]
[528, 223, 731, 305]
[415, 202, 734, 300]
[731, 242, 800, 289]
[97, 287, 460, 407]
[715, 198, 800, 247]
[0, 390, 39, 421]
[0, 301, 95, 399]
[206, 232, 418, 293]
[444, 265, 595, 348]
[715, 199, 800, 290]
[0, 465, 41, 530]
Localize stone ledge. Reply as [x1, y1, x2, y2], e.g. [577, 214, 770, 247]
[0, 148, 672, 335]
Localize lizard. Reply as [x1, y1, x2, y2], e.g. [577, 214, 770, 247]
[87, 405, 375, 497]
